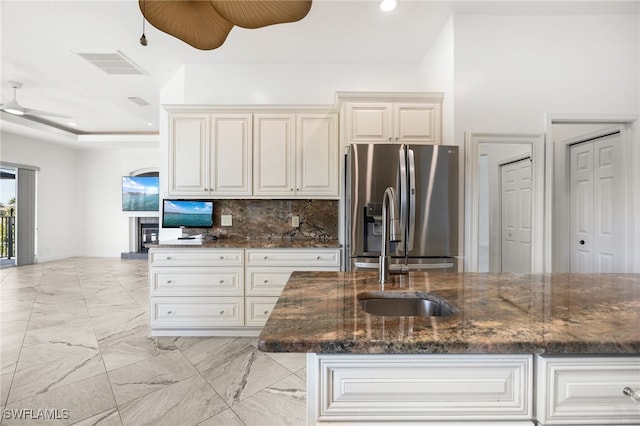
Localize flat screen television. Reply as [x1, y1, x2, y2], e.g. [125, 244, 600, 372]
[122, 176, 159, 211]
[162, 199, 214, 228]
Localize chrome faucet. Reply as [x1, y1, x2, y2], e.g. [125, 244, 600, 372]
[379, 187, 402, 286]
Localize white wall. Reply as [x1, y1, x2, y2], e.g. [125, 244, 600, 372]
[0, 130, 79, 262]
[454, 14, 639, 137]
[76, 148, 159, 257]
[419, 16, 454, 145]
[0, 129, 159, 261]
[180, 64, 425, 105]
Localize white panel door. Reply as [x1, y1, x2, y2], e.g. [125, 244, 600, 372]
[253, 114, 294, 196]
[570, 134, 621, 272]
[345, 102, 392, 143]
[501, 158, 532, 272]
[211, 114, 252, 196]
[394, 102, 441, 144]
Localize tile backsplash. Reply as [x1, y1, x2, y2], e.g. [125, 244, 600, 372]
[183, 199, 338, 240]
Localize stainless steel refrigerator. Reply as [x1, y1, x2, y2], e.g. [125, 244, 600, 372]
[345, 143, 459, 271]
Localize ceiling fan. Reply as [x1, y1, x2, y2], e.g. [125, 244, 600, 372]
[1, 81, 72, 119]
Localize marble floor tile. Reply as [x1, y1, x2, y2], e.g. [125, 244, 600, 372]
[1, 347, 21, 376]
[1, 372, 13, 407]
[198, 408, 246, 426]
[201, 347, 292, 406]
[118, 374, 226, 426]
[9, 345, 105, 403]
[263, 352, 307, 373]
[22, 319, 98, 349]
[175, 336, 256, 372]
[2, 373, 116, 426]
[232, 374, 306, 426]
[107, 350, 198, 406]
[99, 331, 177, 372]
[69, 408, 122, 426]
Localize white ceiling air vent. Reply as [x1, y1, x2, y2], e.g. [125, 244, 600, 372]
[128, 97, 150, 106]
[73, 50, 146, 75]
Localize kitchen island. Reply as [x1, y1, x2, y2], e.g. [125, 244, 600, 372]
[258, 271, 640, 425]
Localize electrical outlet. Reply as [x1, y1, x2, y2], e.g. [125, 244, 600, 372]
[221, 214, 233, 226]
[291, 215, 300, 228]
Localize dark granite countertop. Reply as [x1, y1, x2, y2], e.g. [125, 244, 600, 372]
[147, 238, 341, 249]
[258, 271, 640, 354]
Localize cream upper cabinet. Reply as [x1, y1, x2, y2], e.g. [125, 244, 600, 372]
[253, 112, 338, 198]
[344, 100, 442, 145]
[253, 113, 295, 196]
[295, 113, 338, 197]
[168, 113, 252, 197]
[169, 113, 210, 195]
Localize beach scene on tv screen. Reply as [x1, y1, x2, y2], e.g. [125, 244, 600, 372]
[122, 176, 159, 211]
[163, 200, 213, 227]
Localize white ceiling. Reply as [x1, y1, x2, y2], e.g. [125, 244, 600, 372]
[1, 0, 638, 141]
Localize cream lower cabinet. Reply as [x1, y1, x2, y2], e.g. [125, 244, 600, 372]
[307, 353, 640, 425]
[308, 354, 534, 425]
[149, 248, 248, 336]
[536, 355, 640, 425]
[245, 248, 341, 327]
[149, 247, 341, 335]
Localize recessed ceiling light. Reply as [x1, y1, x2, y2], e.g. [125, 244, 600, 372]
[380, 0, 397, 12]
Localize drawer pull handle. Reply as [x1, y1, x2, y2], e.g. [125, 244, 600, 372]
[219, 256, 225, 259]
[166, 280, 173, 284]
[264, 256, 268, 260]
[167, 310, 174, 314]
[316, 256, 321, 260]
[623, 387, 640, 402]
[219, 280, 224, 284]
[263, 310, 269, 315]
[219, 310, 225, 315]
[264, 279, 269, 284]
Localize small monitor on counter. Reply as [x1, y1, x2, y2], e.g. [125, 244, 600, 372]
[161, 199, 214, 228]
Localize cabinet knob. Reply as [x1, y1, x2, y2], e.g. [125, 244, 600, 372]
[290, 188, 294, 191]
[166, 280, 173, 284]
[263, 310, 269, 315]
[167, 310, 174, 314]
[264, 279, 269, 284]
[296, 188, 300, 191]
[219, 280, 224, 284]
[579, 240, 585, 245]
[623, 387, 640, 402]
[166, 256, 172, 260]
[264, 256, 268, 260]
[219, 310, 225, 315]
[388, 137, 392, 141]
[316, 256, 321, 260]
[219, 256, 225, 259]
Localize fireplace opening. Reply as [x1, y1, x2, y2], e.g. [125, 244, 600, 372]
[122, 216, 159, 259]
[139, 223, 159, 252]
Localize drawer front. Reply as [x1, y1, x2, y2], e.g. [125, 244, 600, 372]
[149, 249, 244, 266]
[150, 267, 243, 296]
[151, 297, 243, 327]
[536, 355, 640, 424]
[311, 354, 532, 422]
[245, 249, 340, 267]
[245, 266, 338, 296]
[245, 297, 279, 327]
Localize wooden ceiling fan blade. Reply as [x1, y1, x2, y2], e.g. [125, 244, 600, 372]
[139, 0, 234, 50]
[210, 0, 312, 29]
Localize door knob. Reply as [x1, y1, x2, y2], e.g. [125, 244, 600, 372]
[579, 240, 585, 245]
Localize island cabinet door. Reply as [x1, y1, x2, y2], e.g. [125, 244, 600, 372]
[308, 354, 534, 425]
[536, 355, 640, 425]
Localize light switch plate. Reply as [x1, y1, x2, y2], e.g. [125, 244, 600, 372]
[291, 215, 300, 228]
[221, 214, 232, 226]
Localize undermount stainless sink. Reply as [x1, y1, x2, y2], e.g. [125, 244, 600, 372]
[357, 291, 458, 317]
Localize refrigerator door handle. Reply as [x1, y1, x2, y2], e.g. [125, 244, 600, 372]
[407, 147, 416, 251]
[398, 147, 408, 252]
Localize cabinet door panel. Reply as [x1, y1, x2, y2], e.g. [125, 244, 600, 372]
[394, 102, 441, 144]
[253, 114, 294, 196]
[212, 114, 252, 196]
[296, 113, 338, 197]
[169, 114, 209, 195]
[151, 297, 243, 327]
[536, 355, 640, 424]
[150, 267, 243, 296]
[345, 103, 391, 143]
[245, 297, 279, 327]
